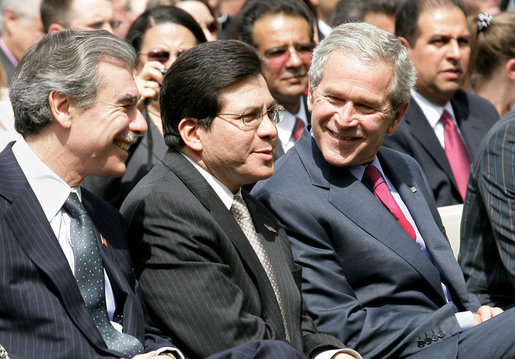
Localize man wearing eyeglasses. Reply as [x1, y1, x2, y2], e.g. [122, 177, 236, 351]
[120, 40, 361, 359]
[237, 0, 315, 157]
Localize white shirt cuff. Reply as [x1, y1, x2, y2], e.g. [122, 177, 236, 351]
[455, 311, 475, 331]
[314, 348, 363, 359]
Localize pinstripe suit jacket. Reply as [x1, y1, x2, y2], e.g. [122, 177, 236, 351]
[253, 133, 482, 359]
[0, 144, 174, 358]
[120, 148, 344, 359]
[383, 90, 499, 206]
[459, 110, 515, 309]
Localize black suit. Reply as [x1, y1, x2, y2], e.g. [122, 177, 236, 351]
[383, 90, 499, 206]
[120, 149, 345, 359]
[459, 110, 515, 309]
[0, 144, 174, 358]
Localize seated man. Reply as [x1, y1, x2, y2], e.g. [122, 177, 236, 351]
[253, 22, 515, 359]
[121, 40, 360, 359]
[0, 29, 302, 359]
[459, 110, 515, 309]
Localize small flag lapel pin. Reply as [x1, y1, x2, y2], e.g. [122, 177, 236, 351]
[264, 224, 277, 233]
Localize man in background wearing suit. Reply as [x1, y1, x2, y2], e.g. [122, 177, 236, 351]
[237, 0, 314, 157]
[0, 29, 183, 359]
[382, 0, 499, 206]
[254, 22, 515, 359]
[459, 110, 515, 309]
[121, 40, 360, 359]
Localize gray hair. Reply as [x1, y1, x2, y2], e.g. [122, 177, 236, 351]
[0, 0, 41, 30]
[309, 22, 416, 112]
[10, 29, 137, 135]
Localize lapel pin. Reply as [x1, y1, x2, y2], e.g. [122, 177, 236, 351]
[410, 186, 418, 193]
[264, 224, 277, 233]
[101, 235, 108, 248]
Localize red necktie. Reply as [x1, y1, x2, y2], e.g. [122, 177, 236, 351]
[362, 165, 417, 241]
[440, 110, 471, 201]
[293, 117, 305, 142]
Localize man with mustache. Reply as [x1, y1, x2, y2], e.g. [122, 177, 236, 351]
[237, 0, 314, 158]
[382, 0, 499, 206]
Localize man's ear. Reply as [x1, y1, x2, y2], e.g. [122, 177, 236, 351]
[48, 90, 73, 129]
[178, 117, 203, 152]
[47, 23, 64, 34]
[506, 58, 515, 81]
[307, 80, 314, 113]
[386, 101, 409, 135]
[397, 36, 411, 50]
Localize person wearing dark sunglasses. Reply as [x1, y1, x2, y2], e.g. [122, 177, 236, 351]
[237, 0, 315, 158]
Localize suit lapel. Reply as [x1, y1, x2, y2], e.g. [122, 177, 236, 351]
[296, 137, 446, 301]
[451, 92, 483, 159]
[404, 100, 456, 186]
[0, 149, 107, 349]
[162, 149, 284, 331]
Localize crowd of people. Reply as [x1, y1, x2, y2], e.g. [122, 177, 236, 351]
[0, 0, 514, 358]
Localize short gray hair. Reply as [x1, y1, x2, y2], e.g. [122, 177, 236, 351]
[10, 29, 137, 135]
[0, 0, 41, 30]
[309, 22, 416, 112]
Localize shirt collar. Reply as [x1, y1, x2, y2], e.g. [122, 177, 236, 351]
[181, 152, 240, 210]
[347, 156, 385, 181]
[12, 137, 78, 221]
[411, 89, 455, 129]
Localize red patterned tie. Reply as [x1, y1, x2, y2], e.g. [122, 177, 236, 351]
[440, 110, 471, 200]
[362, 165, 417, 241]
[293, 117, 305, 142]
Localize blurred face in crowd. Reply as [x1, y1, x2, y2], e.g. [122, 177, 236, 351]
[176, 1, 218, 42]
[112, 0, 136, 38]
[253, 13, 313, 110]
[193, 75, 278, 192]
[68, 0, 115, 33]
[401, 5, 470, 106]
[363, 11, 395, 34]
[309, 51, 405, 167]
[136, 22, 198, 72]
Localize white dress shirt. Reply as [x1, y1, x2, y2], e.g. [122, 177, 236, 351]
[277, 99, 308, 153]
[411, 89, 464, 148]
[348, 156, 475, 331]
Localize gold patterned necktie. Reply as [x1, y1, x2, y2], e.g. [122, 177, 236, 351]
[230, 195, 291, 341]
[64, 193, 144, 358]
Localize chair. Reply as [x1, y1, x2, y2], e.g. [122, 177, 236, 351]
[437, 204, 463, 258]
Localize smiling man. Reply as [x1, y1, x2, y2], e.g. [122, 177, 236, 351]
[0, 29, 192, 358]
[120, 40, 360, 359]
[237, 0, 315, 156]
[382, 0, 499, 206]
[254, 21, 515, 359]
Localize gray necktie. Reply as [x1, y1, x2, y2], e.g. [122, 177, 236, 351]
[230, 195, 290, 341]
[64, 193, 144, 358]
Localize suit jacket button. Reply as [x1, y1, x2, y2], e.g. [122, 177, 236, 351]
[432, 334, 439, 342]
[437, 330, 445, 338]
[424, 337, 432, 345]
[418, 341, 425, 348]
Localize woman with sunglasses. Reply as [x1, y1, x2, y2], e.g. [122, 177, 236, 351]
[82, 6, 206, 208]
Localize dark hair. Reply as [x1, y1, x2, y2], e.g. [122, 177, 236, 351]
[40, 0, 74, 32]
[332, 0, 400, 27]
[396, 0, 466, 46]
[160, 40, 263, 149]
[464, 12, 515, 89]
[236, 0, 314, 47]
[11, 29, 137, 135]
[126, 5, 206, 55]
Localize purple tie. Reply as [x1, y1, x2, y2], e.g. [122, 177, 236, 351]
[363, 165, 417, 241]
[440, 110, 471, 200]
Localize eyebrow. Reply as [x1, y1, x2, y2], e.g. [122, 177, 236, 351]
[118, 94, 141, 105]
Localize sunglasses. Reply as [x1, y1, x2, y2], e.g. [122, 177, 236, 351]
[144, 48, 189, 64]
[263, 43, 315, 63]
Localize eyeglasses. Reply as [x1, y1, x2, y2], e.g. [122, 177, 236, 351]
[144, 48, 189, 65]
[263, 43, 315, 63]
[216, 104, 285, 130]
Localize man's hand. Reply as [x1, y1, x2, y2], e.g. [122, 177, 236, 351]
[473, 305, 504, 325]
[333, 352, 362, 359]
[121, 351, 176, 359]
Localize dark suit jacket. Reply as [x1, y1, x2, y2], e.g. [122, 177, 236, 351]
[0, 46, 16, 84]
[382, 90, 499, 206]
[253, 133, 482, 359]
[120, 148, 344, 359]
[459, 110, 515, 309]
[0, 144, 174, 358]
